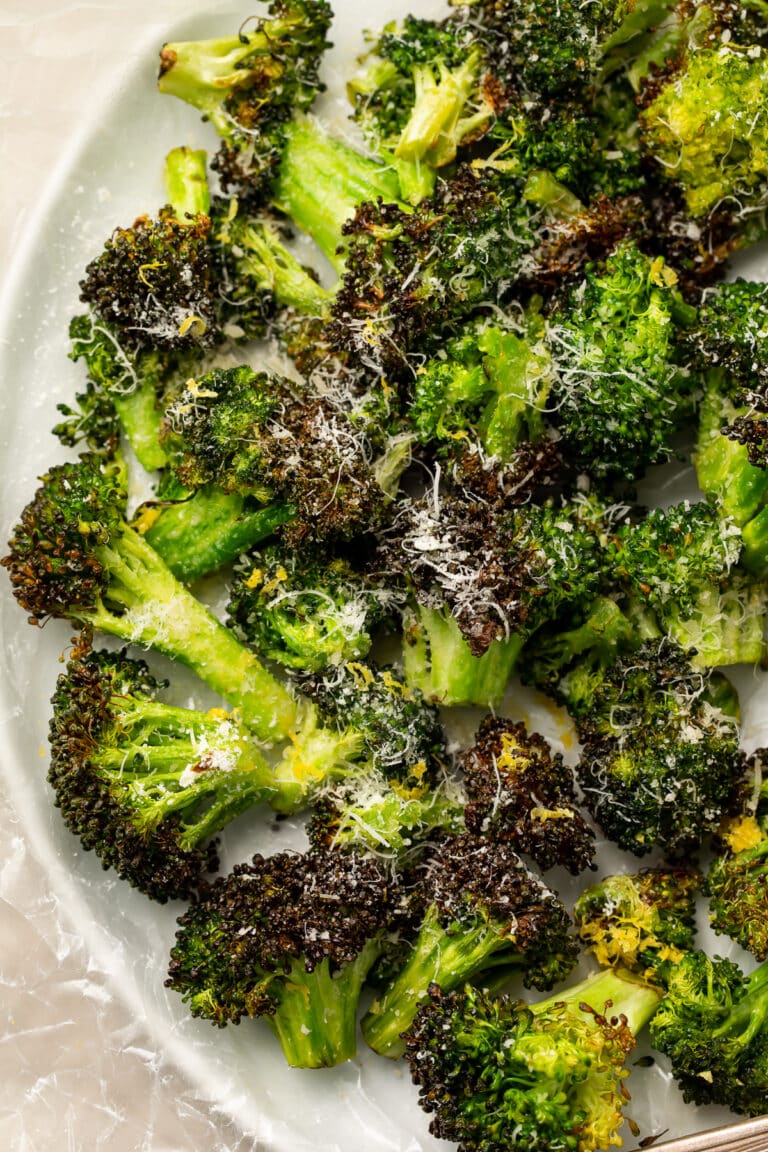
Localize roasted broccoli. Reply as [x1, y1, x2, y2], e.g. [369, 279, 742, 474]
[361, 831, 579, 1057]
[574, 868, 701, 985]
[167, 847, 401, 1067]
[403, 968, 662, 1152]
[460, 716, 596, 874]
[48, 644, 282, 901]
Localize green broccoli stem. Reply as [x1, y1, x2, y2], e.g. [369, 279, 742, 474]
[403, 605, 524, 707]
[165, 146, 211, 219]
[224, 212, 334, 314]
[530, 967, 663, 1038]
[713, 960, 768, 1049]
[269, 943, 381, 1067]
[271, 117, 402, 271]
[80, 523, 299, 740]
[114, 387, 167, 472]
[693, 378, 768, 528]
[395, 157, 437, 206]
[666, 582, 767, 668]
[742, 506, 768, 579]
[142, 488, 295, 582]
[362, 905, 530, 1058]
[395, 53, 487, 167]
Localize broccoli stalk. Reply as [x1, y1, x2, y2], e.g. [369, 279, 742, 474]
[48, 645, 287, 901]
[361, 832, 579, 1058]
[403, 970, 663, 1152]
[694, 375, 768, 529]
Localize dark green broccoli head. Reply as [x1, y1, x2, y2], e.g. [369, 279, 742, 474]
[48, 643, 221, 901]
[727, 386, 768, 470]
[166, 846, 399, 1066]
[650, 948, 768, 1115]
[79, 207, 217, 351]
[461, 716, 596, 874]
[227, 543, 395, 672]
[574, 868, 701, 984]
[576, 640, 747, 855]
[706, 750, 768, 959]
[409, 316, 552, 460]
[403, 969, 662, 1152]
[546, 242, 695, 479]
[2, 453, 127, 623]
[685, 279, 768, 389]
[158, 2, 333, 194]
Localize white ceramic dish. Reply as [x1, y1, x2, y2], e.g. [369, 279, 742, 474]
[2, 3, 768, 1149]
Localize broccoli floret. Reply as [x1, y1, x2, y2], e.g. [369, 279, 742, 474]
[614, 499, 768, 666]
[161, 365, 394, 545]
[694, 375, 768, 529]
[545, 242, 696, 479]
[348, 15, 495, 203]
[686, 279, 768, 389]
[1, 452, 301, 742]
[403, 969, 663, 1152]
[574, 868, 701, 985]
[158, 2, 333, 196]
[706, 750, 768, 959]
[361, 831, 579, 1057]
[166, 847, 400, 1067]
[227, 545, 396, 672]
[48, 644, 282, 902]
[575, 639, 747, 855]
[409, 315, 552, 460]
[650, 948, 768, 1116]
[460, 716, 596, 874]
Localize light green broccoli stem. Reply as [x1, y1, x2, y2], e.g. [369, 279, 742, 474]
[271, 117, 402, 271]
[403, 605, 524, 707]
[395, 158, 437, 206]
[226, 214, 334, 314]
[664, 579, 767, 668]
[269, 943, 381, 1067]
[142, 488, 294, 582]
[114, 388, 167, 472]
[363, 904, 524, 1058]
[327, 786, 464, 857]
[269, 710, 365, 814]
[395, 51, 491, 168]
[165, 146, 211, 219]
[742, 505, 768, 578]
[523, 170, 584, 218]
[531, 967, 662, 1038]
[80, 523, 299, 740]
[694, 379, 768, 528]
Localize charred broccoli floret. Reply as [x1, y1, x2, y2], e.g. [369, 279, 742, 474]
[460, 716, 596, 874]
[361, 831, 579, 1057]
[650, 948, 768, 1117]
[48, 644, 282, 901]
[575, 639, 747, 855]
[166, 847, 400, 1067]
[403, 969, 662, 1152]
[693, 375, 768, 534]
[706, 750, 768, 959]
[574, 868, 701, 985]
[613, 499, 768, 666]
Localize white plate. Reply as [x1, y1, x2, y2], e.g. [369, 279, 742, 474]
[2, 3, 768, 1149]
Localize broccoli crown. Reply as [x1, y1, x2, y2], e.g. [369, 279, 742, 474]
[162, 365, 390, 543]
[166, 846, 399, 1066]
[650, 949, 768, 1115]
[403, 969, 662, 1152]
[409, 317, 552, 460]
[79, 206, 216, 351]
[576, 640, 746, 855]
[227, 544, 395, 672]
[461, 716, 596, 874]
[48, 644, 223, 901]
[546, 242, 694, 479]
[641, 42, 768, 219]
[574, 868, 701, 984]
[299, 661, 447, 785]
[54, 314, 135, 451]
[685, 279, 768, 389]
[706, 751, 768, 959]
[2, 453, 126, 623]
[158, 2, 333, 194]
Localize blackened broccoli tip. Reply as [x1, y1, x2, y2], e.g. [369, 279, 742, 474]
[227, 544, 395, 673]
[361, 831, 579, 1058]
[461, 715, 596, 875]
[1, 452, 299, 742]
[403, 968, 662, 1152]
[48, 643, 284, 901]
[575, 639, 747, 856]
[706, 750, 768, 959]
[650, 948, 768, 1117]
[574, 868, 701, 985]
[166, 846, 399, 1067]
[615, 499, 768, 667]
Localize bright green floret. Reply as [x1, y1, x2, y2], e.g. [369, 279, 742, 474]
[403, 969, 663, 1152]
